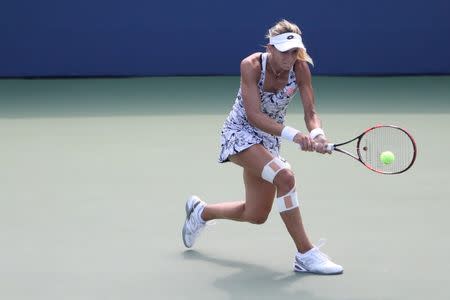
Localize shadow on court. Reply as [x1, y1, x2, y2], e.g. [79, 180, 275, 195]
[182, 250, 352, 300]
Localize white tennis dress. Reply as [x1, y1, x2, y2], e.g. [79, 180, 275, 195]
[219, 52, 298, 163]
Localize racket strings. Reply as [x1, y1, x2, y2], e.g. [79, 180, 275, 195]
[359, 126, 416, 174]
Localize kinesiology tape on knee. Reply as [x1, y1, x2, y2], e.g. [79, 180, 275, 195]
[261, 157, 289, 183]
[276, 187, 299, 212]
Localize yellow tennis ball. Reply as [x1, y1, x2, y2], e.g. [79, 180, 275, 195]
[380, 151, 395, 165]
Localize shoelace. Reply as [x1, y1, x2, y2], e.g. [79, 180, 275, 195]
[316, 238, 327, 248]
[312, 239, 331, 262]
[301, 238, 331, 265]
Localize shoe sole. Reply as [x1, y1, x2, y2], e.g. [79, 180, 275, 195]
[294, 263, 344, 275]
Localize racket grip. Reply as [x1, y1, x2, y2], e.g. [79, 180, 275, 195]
[326, 143, 335, 152]
[298, 142, 332, 151]
[298, 142, 319, 150]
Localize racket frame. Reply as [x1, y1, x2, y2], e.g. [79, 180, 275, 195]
[328, 125, 417, 175]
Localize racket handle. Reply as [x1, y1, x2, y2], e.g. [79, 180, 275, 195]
[298, 143, 333, 152]
[298, 142, 319, 150]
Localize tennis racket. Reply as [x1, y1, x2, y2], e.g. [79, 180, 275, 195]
[326, 125, 417, 174]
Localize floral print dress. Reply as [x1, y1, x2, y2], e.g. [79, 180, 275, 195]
[219, 52, 298, 163]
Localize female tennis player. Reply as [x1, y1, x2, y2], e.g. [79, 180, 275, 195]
[182, 19, 343, 275]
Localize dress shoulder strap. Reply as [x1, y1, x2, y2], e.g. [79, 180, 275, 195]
[261, 53, 268, 73]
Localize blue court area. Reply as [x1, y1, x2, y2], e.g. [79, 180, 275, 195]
[0, 76, 449, 299]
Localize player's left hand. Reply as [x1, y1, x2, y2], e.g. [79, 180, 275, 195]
[314, 135, 332, 154]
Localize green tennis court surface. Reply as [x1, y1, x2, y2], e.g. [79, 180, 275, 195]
[0, 76, 449, 300]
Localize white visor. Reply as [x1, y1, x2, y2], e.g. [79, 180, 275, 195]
[269, 32, 305, 52]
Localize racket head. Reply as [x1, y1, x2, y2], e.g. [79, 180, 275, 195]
[356, 125, 417, 174]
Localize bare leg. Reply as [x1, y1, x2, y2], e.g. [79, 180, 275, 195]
[201, 144, 313, 252]
[279, 207, 313, 253]
[201, 168, 275, 224]
[268, 167, 313, 253]
[201, 201, 247, 222]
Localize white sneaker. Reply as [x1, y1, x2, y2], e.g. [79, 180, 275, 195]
[294, 239, 344, 275]
[182, 195, 207, 248]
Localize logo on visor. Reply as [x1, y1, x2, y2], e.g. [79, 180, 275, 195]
[287, 35, 294, 40]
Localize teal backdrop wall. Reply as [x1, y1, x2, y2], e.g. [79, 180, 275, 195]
[1, 0, 449, 77]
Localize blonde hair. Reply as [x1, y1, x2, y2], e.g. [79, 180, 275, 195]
[266, 19, 314, 66]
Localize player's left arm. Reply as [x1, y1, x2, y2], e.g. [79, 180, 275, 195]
[295, 60, 329, 153]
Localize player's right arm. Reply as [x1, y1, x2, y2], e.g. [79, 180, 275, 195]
[240, 54, 284, 136]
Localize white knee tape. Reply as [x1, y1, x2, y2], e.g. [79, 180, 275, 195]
[261, 157, 288, 183]
[276, 187, 299, 212]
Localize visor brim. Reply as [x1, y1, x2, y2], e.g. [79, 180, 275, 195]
[273, 40, 305, 52]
